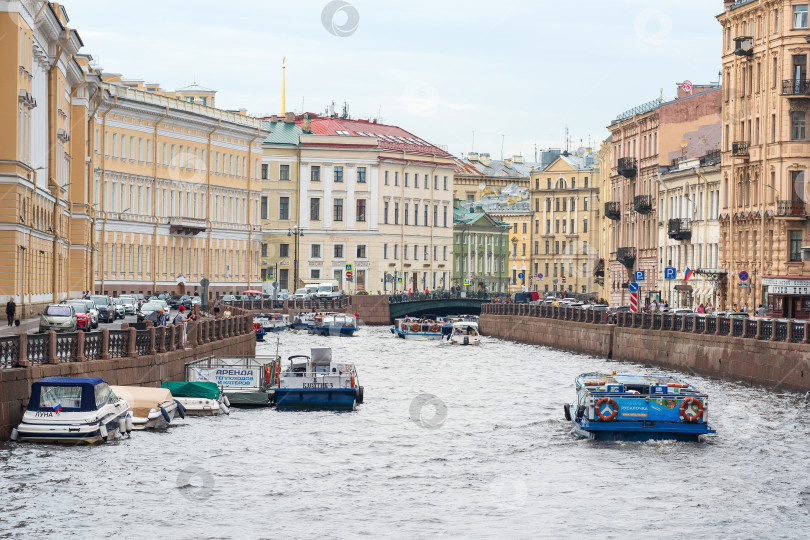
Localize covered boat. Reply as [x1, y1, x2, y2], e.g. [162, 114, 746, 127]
[566, 372, 716, 442]
[274, 347, 363, 410]
[307, 313, 358, 336]
[186, 355, 280, 406]
[392, 317, 444, 340]
[447, 321, 481, 346]
[110, 386, 179, 429]
[12, 377, 132, 444]
[255, 313, 290, 334]
[161, 381, 230, 416]
[290, 312, 316, 329]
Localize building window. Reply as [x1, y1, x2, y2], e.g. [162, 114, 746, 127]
[424, 205, 429, 226]
[383, 244, 388, 259]
[311, 166, 321, 182]
[357, 245, 367, 258]
[443, 206, 448, 227]
[280, 164, 290, 180]
[356, 199, 366, 222]
[334, 166, 343, 183]
[791, 231, 803, 261]
[443, 176, 448, 190]
[260, 196, 268, 219]
[513, 223, 518, 234]
[357, 167, 366, 183]
[795, 5, 808, 29]
[334, 199, 344, 221]
[384, 171, 389, 185]
[261, 243, 268, 257]
[311, 244, 321, 258]
[404, 204, 409, 225]
[583, 218, 588, 233]
[792, 112, 806, 141]
[394, 244, 399, 259]
[555, 241, 559, 254]
[394, 172, 399, 186]
[311, 198, 320, 221]
[433, 205, 438, 227]
[394, 202, 399, 224]
[311, 269, 321, 279]
[279, 197, 290, 220]
[260, 164, 268, 180]
[522, 223, 527, 234]
[384, 201, 389, 224]
[334, 244, 344, 259]
[280, 244, 289, 257]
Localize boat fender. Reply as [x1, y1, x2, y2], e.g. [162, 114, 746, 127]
[679, 397, 704, 422]
[10, 428, 18, 441]
[126, 416, 134, 432]
[576, 405, 585, 420]
[350, 375, 355, 388]
[594, 397, 619, 421]
[265, 365, 271, 385]
[219, 402, 230, 415]
[175, 400, 186, 419]
[357, 386, 364, 404]
[222, 395, 230, 407]
[99, 422, 108, 441]
[118, 418, 127, 436]
[563, 404, 572, 422]
[160, 407, 171, 423]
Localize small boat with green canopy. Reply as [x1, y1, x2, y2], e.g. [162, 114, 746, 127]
[161, 381, 230, 416]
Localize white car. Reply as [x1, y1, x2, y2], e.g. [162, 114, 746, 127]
[119, 295, 138, 315]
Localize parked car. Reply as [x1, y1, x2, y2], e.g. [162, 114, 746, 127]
[316, 281, 344, 298]
[68, 302, 92, 331]
[39, 304, 77, 333]
[582, 304, 610, 311]
[668, 308, 693, 316]
[90, 295, 114, 323]
[64, 299, 98, 328]
[168, 294, 192, 310]
[138, 301, 166, 322]
[119, 295, 138, 315]
[191, 296, 201, 306]
[111, 298, 126, 319]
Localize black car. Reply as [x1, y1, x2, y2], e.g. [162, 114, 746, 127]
[168, 294, 192, 310]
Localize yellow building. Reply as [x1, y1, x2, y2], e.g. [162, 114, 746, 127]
[530, 152, 600, 296]
[0, 1, 85, 316]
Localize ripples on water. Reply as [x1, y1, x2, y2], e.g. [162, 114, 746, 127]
[1, 327, 810, 539]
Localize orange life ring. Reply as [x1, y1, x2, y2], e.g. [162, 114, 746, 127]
[430, 324, 440, 333]
[254, 322, 262, 332]
[595, 397, 619, 421]
[344, 322, 352, 327]
[350, 375, 355, 388]
[410, 323, 420, 332]
[679, 397, 704, 422]
[264, 365, 271, 385]
[584, 381, 606, 386]
[275, 362, 280, 388]
[668, 383, 689, 388]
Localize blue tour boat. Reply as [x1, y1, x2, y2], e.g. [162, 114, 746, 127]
[307, 313, 358, 336]
[274, 347, 363, 410]
[565, 372, 716, 442]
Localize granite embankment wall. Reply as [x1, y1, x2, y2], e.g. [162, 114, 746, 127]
[480, 311, 810, 392]
[0, 311, 256, 442]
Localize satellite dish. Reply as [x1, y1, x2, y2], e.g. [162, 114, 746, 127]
[478, 182, 486, 191]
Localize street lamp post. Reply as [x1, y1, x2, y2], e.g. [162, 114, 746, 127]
[288, 226, 304, 291]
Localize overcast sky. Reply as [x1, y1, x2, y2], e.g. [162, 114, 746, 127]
[66, 0, 722, 160]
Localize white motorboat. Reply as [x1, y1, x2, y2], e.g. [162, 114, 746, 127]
[12, 377, 132, 444]
[447, 321, 481, 346]
[274, 347, 363, 410]
[392, 317, 444, 340]
[110, 386, 179, 429]
[161, 381, 230, 416]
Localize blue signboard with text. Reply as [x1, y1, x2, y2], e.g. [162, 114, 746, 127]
[635, 270, 646, 282]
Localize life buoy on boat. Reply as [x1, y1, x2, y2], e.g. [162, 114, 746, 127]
[430, 324, 440, 333]
[275, 361, 280, 388]
[254, 322, 262, 332]
[584, 381, 606, 386]
[410, 323, 420, 332]
[679, 397, 704, 422]
[668, 383, 689, 388]
[265, 365, 271, 385]
[594, 397, 619, 421]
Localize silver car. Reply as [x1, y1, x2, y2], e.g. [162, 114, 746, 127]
[119, 296, 137, 315]
[111, 298, 126, 319]
[39, 304, 77, 333]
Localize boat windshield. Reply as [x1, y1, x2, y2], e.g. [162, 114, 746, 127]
[94, 383, 113, 408]
[38, 385, 83, 409]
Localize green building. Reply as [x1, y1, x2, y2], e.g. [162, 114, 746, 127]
[453, 200, 511, 293]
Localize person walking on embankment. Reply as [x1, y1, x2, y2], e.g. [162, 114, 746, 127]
[6, 297, 15, 327]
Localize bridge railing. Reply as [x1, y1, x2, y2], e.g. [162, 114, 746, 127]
[388, 291, 494, 304]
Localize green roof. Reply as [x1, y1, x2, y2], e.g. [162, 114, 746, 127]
[262, 121, 303, 145]
[453, 207, 508, 229]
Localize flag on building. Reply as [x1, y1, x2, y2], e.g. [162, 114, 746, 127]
[684, 268, 693, 281]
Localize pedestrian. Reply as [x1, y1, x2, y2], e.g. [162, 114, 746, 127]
[697, 303, 705, 314]
[354, 311, 359, 319]
[757, 304, 766, 316]
[174, 305, 187, 344]
[742, 303, 749, 313]
[732, 303, 739, 312]
[5, 297, 15, 327]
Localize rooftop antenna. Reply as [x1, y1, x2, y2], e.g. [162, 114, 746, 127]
[377, 104, 382, 123]
[564, 125, 569, 153]
[534, 142, 538, 163]
[281, 57, 286, 115]
[472, 130, 475, 152]
[501, 135, 505, 160]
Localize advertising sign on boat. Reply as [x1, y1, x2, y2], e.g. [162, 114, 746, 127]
[188, 368, 261, 389]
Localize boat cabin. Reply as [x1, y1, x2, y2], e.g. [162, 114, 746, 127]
[28, 377, 116, 412]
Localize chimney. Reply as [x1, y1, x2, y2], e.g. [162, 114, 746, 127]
[480, 153, 491, 166]
[504, 158, 513, 169]
[303, 114, 311, 134]
[468, 152, 479, 162]
[285, 112, 295, 123]
[239, 108, 247, 116]
[271, 115, 278, 123]
[512, 155, 524, 164]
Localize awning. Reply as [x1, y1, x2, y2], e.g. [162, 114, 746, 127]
[674, 284, 693, 292]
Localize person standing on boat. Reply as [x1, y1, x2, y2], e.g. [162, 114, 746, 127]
[5, 297, 15, 327]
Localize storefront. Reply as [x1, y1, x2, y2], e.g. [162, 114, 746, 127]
[762, 277, 810, 319]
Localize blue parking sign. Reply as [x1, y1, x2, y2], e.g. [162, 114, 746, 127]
[635, 270, 645, 282]
[664, 267, 676, 280]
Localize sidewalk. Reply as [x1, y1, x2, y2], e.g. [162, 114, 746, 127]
[0, 317, 39, 337]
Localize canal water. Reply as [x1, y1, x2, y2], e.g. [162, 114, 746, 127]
[1, 326, 809, 539]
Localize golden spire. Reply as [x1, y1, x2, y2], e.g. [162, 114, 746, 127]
[281, 57, 286, 116]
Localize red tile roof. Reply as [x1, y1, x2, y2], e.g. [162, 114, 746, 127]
[295, 114, 452, 158]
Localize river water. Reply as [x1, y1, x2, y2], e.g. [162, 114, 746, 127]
[1, 326, 809, 539]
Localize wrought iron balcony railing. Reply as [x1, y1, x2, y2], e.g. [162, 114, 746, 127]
[731, 141, 749, 157]
[617, 157, 637, 178]
[605, 201, 621, 221]
[668, 218, 692, 241]
[781, 79, 810, 97]
[777, 200, 807, 217]
[633, 195, 652, 214]
[616, 247, 636, 268]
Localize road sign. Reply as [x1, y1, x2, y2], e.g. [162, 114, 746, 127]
[739, 271, 749, 282]
[681, 80, 693, 93]
[345, 263, 353, 272]
[464, 279, 471, 286]
[346, 271, 353, 279]
[628, 282, 639, 293]
[561, 276, 566, 282]
[538, 273, 544, 280]
[664, 267, 676, 280]
[518, 272, 525, 279]
[635, 270, 646, 282]
[629, 292, 639, 313]
[396, 276, 403, 284]
[739, 282, 750, 288]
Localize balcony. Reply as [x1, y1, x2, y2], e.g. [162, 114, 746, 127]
[617, 157, 637, 178]
[699, 149, 721, 166]
[733, 36, 753, 57]
[169, 217, 208, 235]
[616, 247, 636, 268]
[668, 218, 692, 241]
[731, 141, 749, 158]
[633, 195, 652, 214]
[781, 79, 810, 97]
[777, 200, 807, 217]
[604, 201, 621, 221]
